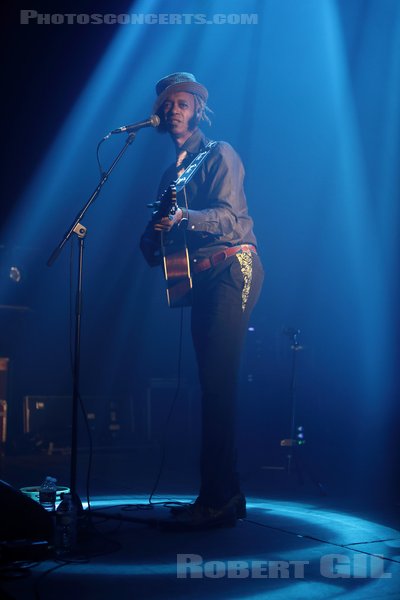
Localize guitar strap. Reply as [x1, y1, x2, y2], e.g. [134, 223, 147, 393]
[174, 141, 218, 192]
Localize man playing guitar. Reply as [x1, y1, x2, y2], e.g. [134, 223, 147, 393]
[140, 72, 264, 530]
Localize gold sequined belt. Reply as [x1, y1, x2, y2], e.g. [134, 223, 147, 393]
[191, 244, 257, 273]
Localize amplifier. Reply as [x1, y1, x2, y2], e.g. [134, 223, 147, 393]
[23, 395, 135, 448]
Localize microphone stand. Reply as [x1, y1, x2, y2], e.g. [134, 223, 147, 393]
[285, 328, 301, 477]
[47, 132, 137, 511]
[281, 328, 326, 495]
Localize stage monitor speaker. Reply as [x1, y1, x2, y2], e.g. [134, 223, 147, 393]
[0, 479, 54, 542]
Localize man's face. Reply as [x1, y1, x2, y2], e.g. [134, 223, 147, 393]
[162, 91, 196, 143]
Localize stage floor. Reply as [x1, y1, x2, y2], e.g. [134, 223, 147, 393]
[1, 448, 399, 599]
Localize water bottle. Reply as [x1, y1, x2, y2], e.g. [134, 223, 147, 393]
[55, 493, 77, 554]
[39, 476, 57, 512]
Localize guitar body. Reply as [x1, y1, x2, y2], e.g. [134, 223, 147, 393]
[162, 233, 193, 308]
[155, 185, 192, 308]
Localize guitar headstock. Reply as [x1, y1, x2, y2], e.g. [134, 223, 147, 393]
[151, 183, 177, 219]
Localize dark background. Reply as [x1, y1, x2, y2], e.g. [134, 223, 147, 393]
[1, 1, 399, 508]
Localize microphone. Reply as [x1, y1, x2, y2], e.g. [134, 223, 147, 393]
[110, 114, 160, 134]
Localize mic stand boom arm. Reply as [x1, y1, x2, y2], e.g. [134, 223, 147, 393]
[46, 132, 136, 505]
[47, 132, 136, 267]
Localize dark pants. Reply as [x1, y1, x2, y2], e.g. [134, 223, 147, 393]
[191, 252, 264, 509]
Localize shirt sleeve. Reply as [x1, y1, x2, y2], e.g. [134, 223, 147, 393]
[185, 142, 244, 237]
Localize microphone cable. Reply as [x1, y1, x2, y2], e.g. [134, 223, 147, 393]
[147, 306, 185, 506]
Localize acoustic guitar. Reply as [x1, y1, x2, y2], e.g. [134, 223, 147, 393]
[148, 183, 192, 308]
[147, 141, 218, 308]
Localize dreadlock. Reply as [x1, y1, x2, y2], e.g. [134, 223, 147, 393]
[193, 95, 213, 127]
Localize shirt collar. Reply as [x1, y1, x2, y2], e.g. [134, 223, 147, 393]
[178, 128, 208, 156]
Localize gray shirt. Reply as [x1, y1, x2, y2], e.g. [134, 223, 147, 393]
[141, 128, 257, 264]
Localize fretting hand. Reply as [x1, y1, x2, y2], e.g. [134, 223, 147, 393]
[153, 208, 183, 231]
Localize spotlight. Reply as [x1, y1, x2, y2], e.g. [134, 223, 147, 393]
[9, 266, 22, 283]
